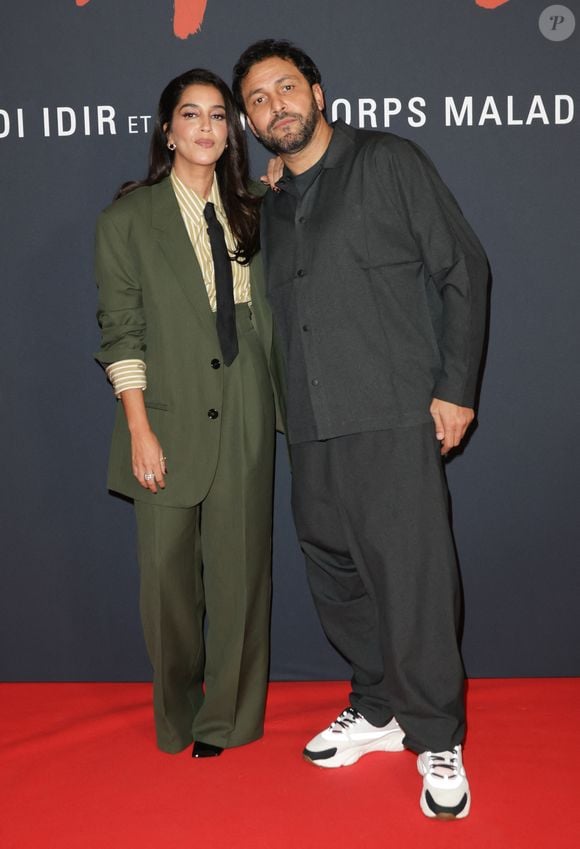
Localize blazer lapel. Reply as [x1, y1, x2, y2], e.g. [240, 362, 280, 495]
[151, 178, 215, 333]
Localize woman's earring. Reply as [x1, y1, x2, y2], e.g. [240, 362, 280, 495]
[167, 141, 176, 151]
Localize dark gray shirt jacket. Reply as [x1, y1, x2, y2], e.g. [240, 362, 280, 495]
[260, 118, 489, 756]
[261, 119, 488, 445]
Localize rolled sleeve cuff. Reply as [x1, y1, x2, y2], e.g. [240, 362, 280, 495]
[105, 359, 147, 397]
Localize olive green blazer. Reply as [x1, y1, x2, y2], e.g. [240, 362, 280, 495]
[95, 177, 281, 508]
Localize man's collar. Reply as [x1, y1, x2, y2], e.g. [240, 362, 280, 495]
[321, 119, 355, 168]
[276, 119, 355, 189]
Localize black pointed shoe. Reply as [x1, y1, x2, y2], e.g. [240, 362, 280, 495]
[192, 741, 224, 758]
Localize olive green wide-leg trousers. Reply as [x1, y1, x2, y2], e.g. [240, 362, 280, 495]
[134, 310, 275, 754]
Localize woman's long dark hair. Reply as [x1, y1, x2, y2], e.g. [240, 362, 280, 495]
[116, 68, 260, 263]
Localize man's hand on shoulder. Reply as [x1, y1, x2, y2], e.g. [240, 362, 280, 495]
[429, 398, 475, 455]
[259, 156, 284, 191]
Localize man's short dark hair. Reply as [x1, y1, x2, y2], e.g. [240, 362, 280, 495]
[232, 39, 323, 113]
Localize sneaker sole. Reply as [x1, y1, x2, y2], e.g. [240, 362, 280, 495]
[303, 731, 405, 768]
[417, 759, 470, 819]
[419, 791, 471, 820]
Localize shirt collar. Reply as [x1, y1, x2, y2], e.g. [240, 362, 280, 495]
[170, 170, 225, 223]
[276, 119, 354, 191]
[322, 119, 356, 168]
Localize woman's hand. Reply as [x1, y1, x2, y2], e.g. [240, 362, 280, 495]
[120, 388, 167, 493]
[130, 427, 167, 493]
[260, 156, 284, 190]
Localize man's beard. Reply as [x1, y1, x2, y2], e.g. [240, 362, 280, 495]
[255, 97, 320, 155]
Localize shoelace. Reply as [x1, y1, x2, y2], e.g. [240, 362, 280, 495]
[426, 747, 460, 779]
[330, 707, 362, 732]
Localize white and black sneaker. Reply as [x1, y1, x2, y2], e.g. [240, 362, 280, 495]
[303, 706, 405, 768]
[417, 745, 470, 819]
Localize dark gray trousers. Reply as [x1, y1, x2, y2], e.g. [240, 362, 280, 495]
[290, 423, 466, 754]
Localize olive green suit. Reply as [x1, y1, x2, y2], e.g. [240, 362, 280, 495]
[95, 177, 276, 753]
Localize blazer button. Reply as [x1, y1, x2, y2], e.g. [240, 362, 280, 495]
[296, 268, 306, 277]
[210, 358, 221, 369]
[207, 409, 219, 419]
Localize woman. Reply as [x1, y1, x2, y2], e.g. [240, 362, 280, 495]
[95, 69, 276, 758]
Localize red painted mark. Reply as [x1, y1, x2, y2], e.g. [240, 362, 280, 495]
[75, 1, 209, 38]
[174, 0, 208, 39]
[476, 0, 510, 8]
[76, 1, 508, 37]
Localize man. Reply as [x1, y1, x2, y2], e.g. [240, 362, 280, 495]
[233, 40, 488, 819]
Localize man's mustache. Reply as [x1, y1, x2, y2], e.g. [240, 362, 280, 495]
[268, 112, 302, 132]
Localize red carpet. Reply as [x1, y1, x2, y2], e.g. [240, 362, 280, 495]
[1, 679, 578, 848]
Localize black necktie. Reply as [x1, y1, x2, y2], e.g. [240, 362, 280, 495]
[203, 202, 238, 366]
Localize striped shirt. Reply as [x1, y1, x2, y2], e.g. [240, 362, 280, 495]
[170, 170, 250, 312]
[106, 171, 250, 396]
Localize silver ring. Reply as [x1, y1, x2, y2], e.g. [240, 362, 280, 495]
[144, 472, 155, 481]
